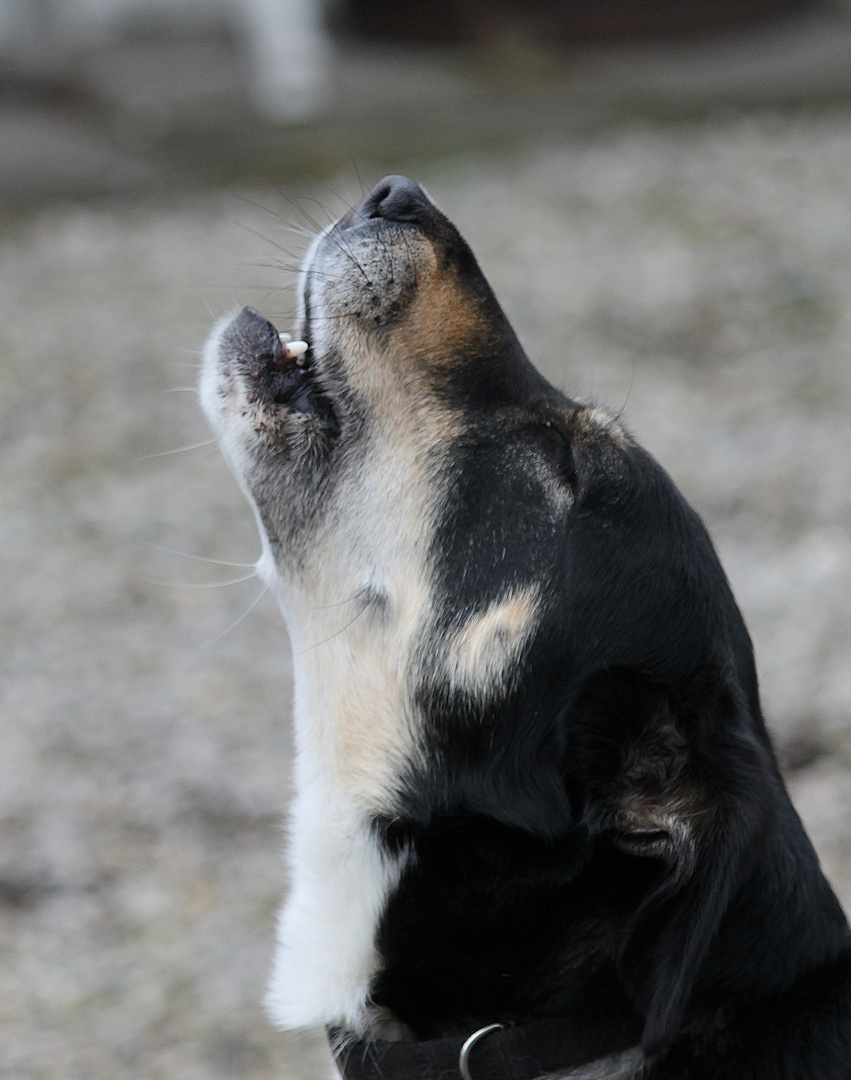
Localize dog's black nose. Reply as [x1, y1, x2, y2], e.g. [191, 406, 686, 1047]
[346, 175, 433, 226]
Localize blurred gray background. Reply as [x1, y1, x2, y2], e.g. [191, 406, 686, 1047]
[2, 1, 851, 1077]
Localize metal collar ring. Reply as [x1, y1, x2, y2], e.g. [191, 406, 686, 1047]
[458, 1023, 505, 1080]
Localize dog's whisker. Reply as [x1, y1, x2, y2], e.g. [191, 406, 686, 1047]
[310, 586, 372, 611]
[300, 604, 368, 653]
[278, 190, 329, 235]
[149, 543, 257, 568]
[326, 232, 372, 286]
[201, 295, 223, 322]
[249, 260, 302, 276]
[248, 245, 304, 264]
[323, 183, 361, 215]
[611, 359, 638, 424]
[202, 584, 270, 648]
[279, 223, 320, 240]
[143, 571, 258, 589]
[140, 438, 217, 459]
[232, 194, 315, 240]
[295, 191, 344, 225]
[292, 312, 363, 324]
[263, 264, 337, 281]
[236, 220, 301, 258]
[347, 156, 367, 199]
[232, 192, 281, 213]
[300, 271, 347, 288]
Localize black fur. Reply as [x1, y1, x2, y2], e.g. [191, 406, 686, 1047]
[353, 178, 851, 1077]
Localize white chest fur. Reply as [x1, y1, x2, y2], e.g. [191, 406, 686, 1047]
[262, 543, 423, 1034]
[265, 753, 407, 1032]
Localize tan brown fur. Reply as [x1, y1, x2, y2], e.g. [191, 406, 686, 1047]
[445, 586, 542, 700]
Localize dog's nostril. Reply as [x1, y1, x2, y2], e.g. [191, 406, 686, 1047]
[353, 175, 432, 225]
[366, 181, 393, 212]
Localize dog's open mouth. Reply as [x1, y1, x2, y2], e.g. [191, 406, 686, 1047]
[216, 305, 339, 435]
[203, 178, 454, 453]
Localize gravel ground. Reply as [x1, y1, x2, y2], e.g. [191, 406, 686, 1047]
[2, 110, 851, 1079]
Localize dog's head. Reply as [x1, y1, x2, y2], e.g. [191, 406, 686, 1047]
[203, 175, 755, 692]
[201, 175, 555, 598]
[202, 176, 778, 1050]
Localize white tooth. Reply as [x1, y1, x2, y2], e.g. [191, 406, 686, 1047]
[285, 340, 309, 360]
[278, 331, 292, 343]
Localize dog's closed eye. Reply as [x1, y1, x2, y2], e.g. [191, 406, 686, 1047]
[540, 419, 578, 488]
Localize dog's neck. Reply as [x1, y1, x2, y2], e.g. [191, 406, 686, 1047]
[258, 528, 422, 1035]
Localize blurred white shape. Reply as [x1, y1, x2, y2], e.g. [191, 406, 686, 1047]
[239, 0, 331, 120]
[0, 0, 332, 121]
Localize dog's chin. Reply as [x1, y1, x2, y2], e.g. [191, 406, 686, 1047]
[201, 305, 340, 444]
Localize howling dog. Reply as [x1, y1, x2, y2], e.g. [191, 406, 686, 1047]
[201, 176, 851, 1079]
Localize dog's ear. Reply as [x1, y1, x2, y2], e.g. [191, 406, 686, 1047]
[614, 682, 774, 1056]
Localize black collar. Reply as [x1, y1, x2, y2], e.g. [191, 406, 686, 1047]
[329, 1016, 641, 1080]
